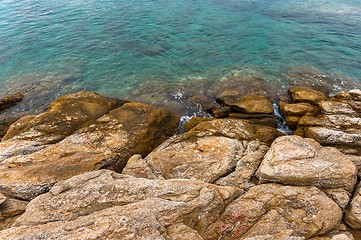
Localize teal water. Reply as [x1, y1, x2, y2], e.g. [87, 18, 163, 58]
[0, 0, 361, 113]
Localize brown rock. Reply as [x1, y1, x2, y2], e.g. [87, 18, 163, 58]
[0, 198, 28, 230]
[230, 96, 274, 114]
[285, 115, 301, 128]
[304, 127, 361, 148]
[0, 92, 124, 161]
[289, 86, 328, 104]
[280, 102, 320, 116]
[135, 136, 245, 183]
[211, 106, 231, 118]
[5, 170, 235, 239]
[166, 223, 204, 240]
[209, 184, 342, 239]
[0, 93, 24, 112]
[0, 102, 179, 200]
[216, 90, 242, 105]
[183, 117, 213, 132]
[256, 136, 357, 192]
[345, 183, 361, 229]
[228, 113, 277, 127]
[0, 194, 5, 205]
[185, 93, 214, 110]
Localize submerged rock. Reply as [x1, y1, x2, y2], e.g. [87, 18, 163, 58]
[0, 93, 24, 112]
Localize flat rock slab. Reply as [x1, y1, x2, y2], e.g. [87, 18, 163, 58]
[256, 135, 357, 192]
[4, 170, 235, 239]
[0, 102, 178, 200]
[209, 184, 342, 239]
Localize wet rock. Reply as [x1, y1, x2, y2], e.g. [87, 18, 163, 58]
[228, 113, 277, 127]
[229, 96, 273, 114]
[5, 170, 235, 239]
[209, 183, 342, 239]
[345, 183, 361, 229]
[216, 90, 243, 105]
[210, 106, 231, 118]
[0, 92, 124, 161]
[183, 117, 213, 132]
[0, 101, 179, 200]
[289, 86, 328, 105]
[0, 93, 24, 112]
[280, 102, 320, 116]
[0, 198, 28, 230]
[185, 93, 214, 110]
[256, 136, 357, 192]
[0, 114, 24, 140]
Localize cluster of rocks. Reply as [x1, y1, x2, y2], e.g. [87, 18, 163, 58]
[0, 86, 360, 239]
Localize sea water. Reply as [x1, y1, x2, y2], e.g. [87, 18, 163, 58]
[0, 0, 360, 113]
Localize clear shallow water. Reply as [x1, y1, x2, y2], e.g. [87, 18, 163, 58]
[0, 0, 361, 112]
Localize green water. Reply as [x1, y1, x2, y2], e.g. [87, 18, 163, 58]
[0, 0, 360, 113]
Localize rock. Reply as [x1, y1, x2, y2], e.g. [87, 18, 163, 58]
[216, 90, 242, 105]
[256, 136, 357, 192]
[289, 86, 328, 104]
[345, 183, 361, 229]
[185, 93, 214, 110]
[0, 92, 124, 161]
[280, 102, 320, 116]
[309, 231, 355, 240]
[183, 117, 213, 132]
[211, 106, 231, 118]
[295, 90, 361, 155]
[5, 170, 235, 239]
[229, 96, 274, 114]
[304, 127, 361, 148]
[324, 189, 351, 211]
[187, 118, 283, 146]
[0, 198, 28, 230]
[215, 140, 269, 191]
[209, 184, 343, 239]
[0, 93, 24, 112]
[0, 194, 5, 205]
[0, 101, 179, 200]
[138, 136, 245, 183]
[228, 113, 277, 127]
[166, 223, 204, 240]
[0, 114, 24, 140]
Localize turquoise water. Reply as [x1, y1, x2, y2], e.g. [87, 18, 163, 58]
[0, 0, 361, 112]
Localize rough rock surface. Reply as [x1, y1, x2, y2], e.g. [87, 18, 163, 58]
[0, 198, 28, 230]
[296, 89, 361, 155]
[0, 93, 24, 112]
[345, 183, 361, 229]
[229, 96, 273, 114]
[0, 100, 178, 200]
[209, 184, 343, 239]
[289, 86, 328, 104]
[4, 170, 235, 239]
[0, 92, 124, 161]
[256, 136, 357, 192]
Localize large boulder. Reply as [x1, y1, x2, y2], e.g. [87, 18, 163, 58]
[2, 170, 235, 239]
[0, 100, 178, 200]
[256, 136, 357, 192]
[209, 184, 343, 239]
[0, 92, 124, 161]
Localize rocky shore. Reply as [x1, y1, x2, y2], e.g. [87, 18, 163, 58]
[0, 84, 361, 239]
